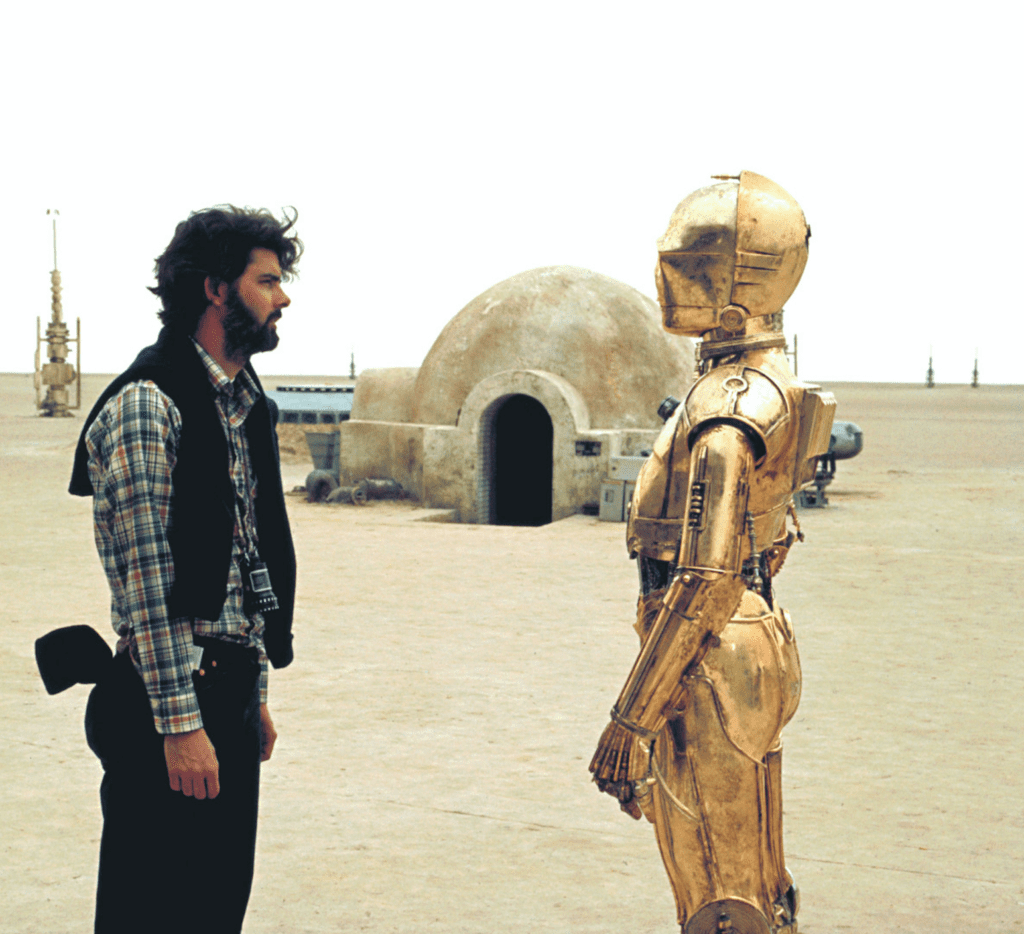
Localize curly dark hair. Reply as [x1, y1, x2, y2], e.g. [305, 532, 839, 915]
[150, 205, 303, 333]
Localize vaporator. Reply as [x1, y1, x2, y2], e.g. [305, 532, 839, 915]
[590, 171, 835, 934]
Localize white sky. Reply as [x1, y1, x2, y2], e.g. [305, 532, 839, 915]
[5, 0, 1021, 385]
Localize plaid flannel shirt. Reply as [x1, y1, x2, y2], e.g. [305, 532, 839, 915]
[85, 341, 269, 734]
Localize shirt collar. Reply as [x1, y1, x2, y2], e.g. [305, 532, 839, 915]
[191, 339, 261, 409]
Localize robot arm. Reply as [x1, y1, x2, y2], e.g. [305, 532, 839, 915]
[590, 423, 755, 807]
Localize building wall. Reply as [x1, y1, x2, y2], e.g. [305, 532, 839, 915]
[336, 268, 692, 523]
[349, 367, 420, 422]
[339, 419, 427, 494]
[338, 368, 660, 521]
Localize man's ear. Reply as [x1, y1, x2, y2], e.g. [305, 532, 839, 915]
[204, 277, 229, 306]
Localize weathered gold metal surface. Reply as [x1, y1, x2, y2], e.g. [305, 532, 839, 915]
[655, 183, 737, 315]
[589, 565, 748, 811]
[654, 171, 809, 339]
[680, 425, 754, 571]
[794, 385, 838, 487]
[694, 591, 801, 761]
[628, 351, 834, 565]
[686, 900, 772, 934]
[731, 171, 809, 320]
[615, 567, 747, 735]
[682, 365, 790, 460]
[626, 404, 688, 560]
[626, 516, 684, 564]
[631, 672, 797, 931]
[595, 171, 825, 933]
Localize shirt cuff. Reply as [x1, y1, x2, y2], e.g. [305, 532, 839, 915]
[147, 688, 204, 735]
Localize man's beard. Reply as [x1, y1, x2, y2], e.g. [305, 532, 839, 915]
[222, 286, 280, 360]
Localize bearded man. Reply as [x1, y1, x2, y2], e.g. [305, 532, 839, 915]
[68, 206, 301, 934]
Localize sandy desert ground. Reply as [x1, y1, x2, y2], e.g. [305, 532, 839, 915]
[1, 372, 1022, 933]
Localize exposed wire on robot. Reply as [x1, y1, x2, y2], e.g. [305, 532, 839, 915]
[745, 511, 764, 594]
[648, 748, 701, 824]
[786, 502, 805, 542]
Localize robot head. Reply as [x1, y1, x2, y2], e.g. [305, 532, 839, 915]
[655, 171, 809, 337]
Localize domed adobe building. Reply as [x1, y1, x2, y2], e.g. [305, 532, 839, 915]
[339, 266, 694, 524]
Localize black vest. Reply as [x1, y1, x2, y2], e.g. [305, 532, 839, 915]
[70, 327, 296, 668]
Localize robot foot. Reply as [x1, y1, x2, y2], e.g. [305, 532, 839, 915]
[684, 899, 771, 934]
[682, 887, 799, 934]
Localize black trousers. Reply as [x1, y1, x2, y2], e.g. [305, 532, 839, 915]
[85, 642, 262, 934]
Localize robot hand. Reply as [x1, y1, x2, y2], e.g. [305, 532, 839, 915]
[589, 720, 643, 820]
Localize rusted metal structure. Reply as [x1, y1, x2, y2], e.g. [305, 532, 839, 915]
[35, 210, 81, 417]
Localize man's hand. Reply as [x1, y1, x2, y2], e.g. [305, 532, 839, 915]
[164, 728, 219, 799]
[259, 704, 277, 762]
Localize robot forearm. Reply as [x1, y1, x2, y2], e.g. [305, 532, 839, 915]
[618, 423, 755, 736]
[612, 566, 746, 737]
[589, 567, 746, 795]
[591, 424, 754, 794]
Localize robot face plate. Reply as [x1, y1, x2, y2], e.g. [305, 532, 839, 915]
[655, 182, 738, 336]
[656, 251, 735, 335]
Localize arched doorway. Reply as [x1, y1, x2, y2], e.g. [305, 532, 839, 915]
[492, 394, 553, 526]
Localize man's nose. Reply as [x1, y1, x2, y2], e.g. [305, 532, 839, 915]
[277, 287, 291, 309]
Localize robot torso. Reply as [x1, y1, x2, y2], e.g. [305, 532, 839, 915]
[627, 348, 835, 571]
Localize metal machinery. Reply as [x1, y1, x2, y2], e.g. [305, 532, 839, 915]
[599, 456, 648, 521]
[302, 426, 404, 505]
[590, 172, 836, 934]
[264, 383, 354, 425]
[35, 210, 81, 417]
[795, 419, 863, 507]
[304, 430, 343, 502]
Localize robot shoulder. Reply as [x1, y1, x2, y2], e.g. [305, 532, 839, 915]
[682, 365, 790, 462]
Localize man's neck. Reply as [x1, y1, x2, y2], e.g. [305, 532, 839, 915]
[193, 311, 246, 379]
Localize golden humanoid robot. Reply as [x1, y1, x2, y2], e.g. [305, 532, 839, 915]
[590, 172, 835, 934]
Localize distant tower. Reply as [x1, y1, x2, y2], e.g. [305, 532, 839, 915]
[971, 351, 979, 388]
[926, 351, 934, 388]
[35, 210, 81, 417]
[349, 351, 356, 380]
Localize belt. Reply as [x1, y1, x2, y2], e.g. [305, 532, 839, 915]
[191, 635, 259, 675]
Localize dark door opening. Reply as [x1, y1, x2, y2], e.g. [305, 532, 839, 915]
[493, 394, 553, 526]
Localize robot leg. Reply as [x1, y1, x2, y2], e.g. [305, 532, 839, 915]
[642, 599, 800, 933]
